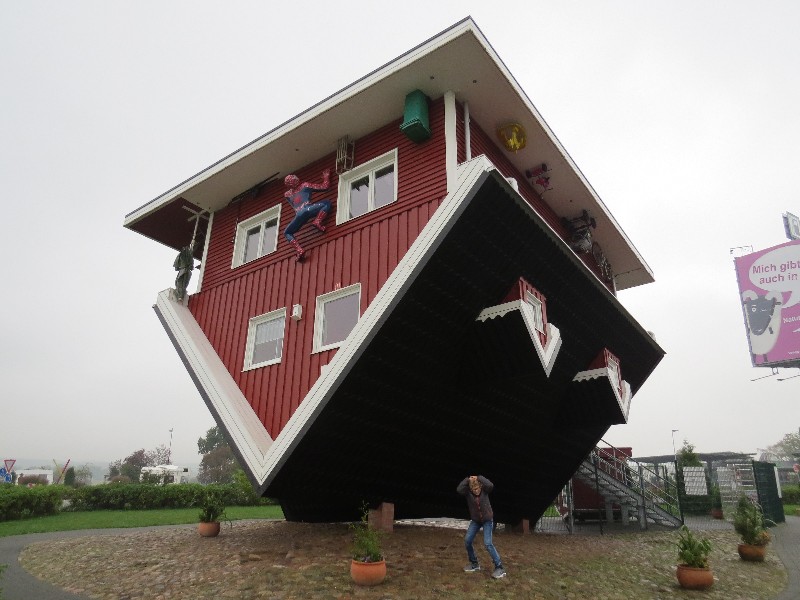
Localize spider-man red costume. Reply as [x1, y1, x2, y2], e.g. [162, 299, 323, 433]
[283, 169, 331, 261]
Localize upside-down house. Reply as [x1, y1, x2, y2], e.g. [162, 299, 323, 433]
[123, 17, 664, 525]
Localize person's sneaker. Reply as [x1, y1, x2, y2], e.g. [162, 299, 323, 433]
[491, 566, 507, 579]
[463, 563, 480, 572]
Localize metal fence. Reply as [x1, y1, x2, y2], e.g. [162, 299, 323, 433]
[534, 443, 785, 535]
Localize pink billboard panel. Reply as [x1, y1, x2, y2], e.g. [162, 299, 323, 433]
[734, 239, 800, 367]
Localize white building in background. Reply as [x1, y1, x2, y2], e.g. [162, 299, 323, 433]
[16, 469, 54, 485]
[140, 465, 190, 484]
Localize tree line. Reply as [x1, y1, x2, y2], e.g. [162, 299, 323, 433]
[106, 426, 239, 484]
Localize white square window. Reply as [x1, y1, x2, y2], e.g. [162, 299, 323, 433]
[525, 291, 545, 334]
[243, 308, 286, 370]
[232, 204, 281, 268]
[313, 283, 361, 352]
[336, 150, 397, 224]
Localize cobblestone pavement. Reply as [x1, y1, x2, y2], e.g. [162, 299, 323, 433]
[0, 525, 196, 600]
[1, 517, 797, 599]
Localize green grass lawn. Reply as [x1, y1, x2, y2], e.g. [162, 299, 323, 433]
[0, 505, 284, 537]
[784, 503, 798, 516]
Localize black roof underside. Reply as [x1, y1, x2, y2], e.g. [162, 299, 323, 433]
[268, 174, 663, 523]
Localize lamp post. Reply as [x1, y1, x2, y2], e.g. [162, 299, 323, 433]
[168, 428, 174, 465]
[671, 429, 679, 466]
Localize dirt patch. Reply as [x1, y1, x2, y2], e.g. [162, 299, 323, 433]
[20, 520, 786, 599]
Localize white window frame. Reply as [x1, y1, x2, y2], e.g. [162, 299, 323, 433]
[232, 204, 281, 268]
[607, 354, 622, 393]
[312, 283, 362, 353]
[525, 291, 545, 334]
[336, 149, 398, 224]
[243, 307, 287, 371]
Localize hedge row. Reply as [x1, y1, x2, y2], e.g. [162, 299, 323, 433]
[782, 485, 800, 505]
[0, 481, 276, 522]
[0, 485, 64, 521]
[64, 482, 274, 512]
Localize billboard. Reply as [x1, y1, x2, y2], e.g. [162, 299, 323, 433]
[734, 239, 800, 367]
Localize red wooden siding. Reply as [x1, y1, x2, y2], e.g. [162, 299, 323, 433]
[188, 97, 448, 438]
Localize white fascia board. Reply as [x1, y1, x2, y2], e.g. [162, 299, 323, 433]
[124, 19, 478, 229]
[154, 290, 273, 478]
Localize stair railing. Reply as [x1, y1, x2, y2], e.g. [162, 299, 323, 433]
[589, 440, 681, 523]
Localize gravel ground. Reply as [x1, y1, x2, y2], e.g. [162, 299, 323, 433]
[19, 520, 786, 599]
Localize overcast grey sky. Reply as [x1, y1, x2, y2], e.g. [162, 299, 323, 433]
[1, 1, 798, 472]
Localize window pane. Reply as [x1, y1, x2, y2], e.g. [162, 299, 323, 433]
[373, 165, 395, 209]
[252, 318, 284, 364]
[243, 225, 262, 263]
[261, 219, 279, 256]
[349, 176, 370, 218]
[322, 292, 359, 346]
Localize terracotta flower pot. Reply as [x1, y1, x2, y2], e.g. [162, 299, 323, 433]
[738, 543, 767, 562]
[198, 521, 221, 537]
[676, 564, 714, 590]
[350, 559, 386, 586]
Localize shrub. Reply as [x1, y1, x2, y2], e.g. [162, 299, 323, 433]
[677, 525, 711, 569]
[63, 467, 76, 487]
[62, 481, 274, 514]
[65, 483, 198, 511]
[198, 489, 227, 523]
[0, 485, 64, 521]
[781, 485, 800, 505]
[350, 503, 383, 563]
[734, 495, 771, 546]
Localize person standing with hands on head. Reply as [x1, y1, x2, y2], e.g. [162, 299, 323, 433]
[457, 474, 506, 579]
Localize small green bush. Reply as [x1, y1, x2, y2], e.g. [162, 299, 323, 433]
[781, 485, 800, 505]
[0, 486, 64, 521]
[350, 503, 383, 563]
[734, 495, 771, 546]
[198, 489, 227, 523]
[677, 525, 711, 569]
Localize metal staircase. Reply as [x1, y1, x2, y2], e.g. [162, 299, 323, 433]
[572, 442, 683, 528]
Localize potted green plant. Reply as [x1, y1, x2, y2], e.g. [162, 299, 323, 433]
[733, 495, 771, 561]
[675, 525, 714, 590]
[349, 503, 386, 586]
[197, 490, 227, 537]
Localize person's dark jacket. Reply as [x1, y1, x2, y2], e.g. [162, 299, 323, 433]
[457, 475, 494, 523]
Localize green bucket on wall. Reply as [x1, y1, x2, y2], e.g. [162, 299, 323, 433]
[400, 89, 431, 143]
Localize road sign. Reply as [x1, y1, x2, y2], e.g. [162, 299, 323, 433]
[4, 459, 15, 473]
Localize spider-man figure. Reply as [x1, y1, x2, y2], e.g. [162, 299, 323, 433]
[283, 168, 331, 261]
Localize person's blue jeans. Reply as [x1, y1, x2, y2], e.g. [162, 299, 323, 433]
[465, 520, 502, 567]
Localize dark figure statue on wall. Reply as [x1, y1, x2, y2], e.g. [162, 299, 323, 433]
[283, 168, 332, 261]
[173, 245, 195, 302]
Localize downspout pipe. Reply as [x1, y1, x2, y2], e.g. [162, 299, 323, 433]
[464, 101, 471, 161]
